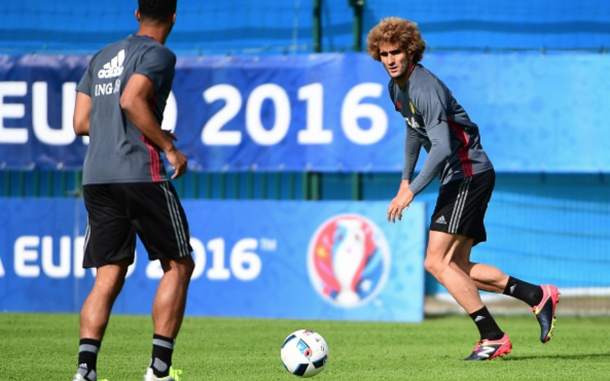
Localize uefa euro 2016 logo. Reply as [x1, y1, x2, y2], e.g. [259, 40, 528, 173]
[307, 214, 391, 308]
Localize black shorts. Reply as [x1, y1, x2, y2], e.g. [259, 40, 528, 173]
[82, 182, 192, 268]
[430, 169, 495, 246]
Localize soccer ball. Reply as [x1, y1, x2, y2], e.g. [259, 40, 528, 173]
[280, 329, 329, 378]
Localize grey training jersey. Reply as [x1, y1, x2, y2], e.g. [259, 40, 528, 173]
[76, 35, 176, 185]
[388, 64, 493, 195]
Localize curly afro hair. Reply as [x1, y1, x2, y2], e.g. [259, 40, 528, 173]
[366, 17, 426, 63]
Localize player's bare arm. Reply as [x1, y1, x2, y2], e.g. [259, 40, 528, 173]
[120, 73, 187, 178]
[387, 179, 414, 223]
[73, 92, 91, 136]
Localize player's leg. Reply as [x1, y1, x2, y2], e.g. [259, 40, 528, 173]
[451, 234, 559, 342]
[458, 259, 559, 343]
[152, 257, 195, 338]
[424, 231, 483, 313]
[447, 169, 544, 302]
[125, 181, 194, 380]
[477, 270, 559, 343]
[74, 185, 137, 381]
[75, 260, 130, 381]
[456, 260, 509, 293]
[452, 234, 543, 305]
[80, 260, 130, 339]
[425, 231, 504, 339]
[428, 171, 512, 360]
[427, 172, 497, 315]
[144, 256, 194, 381]
[425, 230, 512, 360]
[447, 168, 559, 343]
[80, 259, 131, 336]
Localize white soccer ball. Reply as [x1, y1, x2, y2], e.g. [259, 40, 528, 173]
[280, 329, 329, 378]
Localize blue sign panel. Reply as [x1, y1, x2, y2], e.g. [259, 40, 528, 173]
[0, 199, 426, 322]
[0, 52, 609, 172]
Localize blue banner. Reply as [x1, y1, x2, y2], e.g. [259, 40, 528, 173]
[1, 52, 609, 172]
[0, 198, 426, 322]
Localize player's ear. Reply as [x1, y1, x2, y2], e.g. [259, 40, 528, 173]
[172, 13, 177, 24]
[135, 9, 141, 22]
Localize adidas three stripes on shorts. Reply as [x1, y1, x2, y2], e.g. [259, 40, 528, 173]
[429, 169, 495, 246]
[82, 181, 193, 268]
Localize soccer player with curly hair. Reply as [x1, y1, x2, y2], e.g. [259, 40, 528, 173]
[367, 17, 560, 361]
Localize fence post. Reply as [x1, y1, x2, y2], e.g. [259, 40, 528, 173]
[349, 0, 364, 52]
[313, 0, 322, 52]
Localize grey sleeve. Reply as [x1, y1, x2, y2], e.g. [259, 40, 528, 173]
[407, 82, 453, 195]
[135, 47, 176, 93]
[402, 125, 422, 181]
[408, 121, 452, 195]
[76, 61, 94, 96]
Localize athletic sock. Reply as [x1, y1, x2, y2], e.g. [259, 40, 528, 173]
[469, 306, 504, 341]
[503, 276, 544, 308]
[77, 338, 101, 381]
[150, 334, 175, 378]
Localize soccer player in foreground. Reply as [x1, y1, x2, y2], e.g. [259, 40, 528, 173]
[71, 0, 194, 380]
[366, 17, 560, 361]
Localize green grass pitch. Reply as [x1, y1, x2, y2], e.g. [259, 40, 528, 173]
[1, 313, 609, 380]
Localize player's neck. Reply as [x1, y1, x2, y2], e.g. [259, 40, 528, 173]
[136, 26, 170, 45]
[393, 76, 408, 88]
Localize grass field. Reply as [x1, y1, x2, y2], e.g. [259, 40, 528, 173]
[1, 313, 609, 380]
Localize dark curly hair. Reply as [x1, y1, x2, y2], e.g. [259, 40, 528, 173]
[366, 17, 426, 63]
[138, 0, 177, 22]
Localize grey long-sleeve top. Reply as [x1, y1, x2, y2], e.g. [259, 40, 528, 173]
[388, 64, 494, 195]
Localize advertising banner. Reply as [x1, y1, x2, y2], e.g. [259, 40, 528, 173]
[0, 198, 426, 322]
[1, 52, 609, 173]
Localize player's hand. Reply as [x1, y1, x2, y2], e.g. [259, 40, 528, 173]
[165, 146, 188, 179]
[387, 185, 414, 223]
[387, 198, 408, 223]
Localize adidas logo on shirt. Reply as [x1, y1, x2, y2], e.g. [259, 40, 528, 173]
[98, 49, 125, 79]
